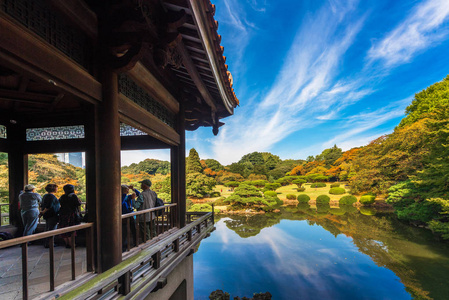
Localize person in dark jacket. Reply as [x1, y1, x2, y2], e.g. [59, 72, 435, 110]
[58, 184, 81, 248]
[121, 184, 139, 251]
[19, 184, 41, 236]
[40, 183, 60, 248]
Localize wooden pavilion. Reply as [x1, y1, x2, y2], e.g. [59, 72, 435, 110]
[0, 0, 238, 298]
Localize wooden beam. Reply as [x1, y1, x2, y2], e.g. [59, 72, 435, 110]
[0, 15, 102, 104]
[118, 94, 180, 146]
[48, 0, 98, 40]
[24, 139, 86, 154]
[121, 135, 170, 150]
[0, 89, 55, 102]
[177, 41, 216, 112]
[126, 62, 179, 114]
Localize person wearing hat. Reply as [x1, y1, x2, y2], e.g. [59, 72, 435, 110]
[121, 184, 140, 250]
[135, 179, 157, 241]
[19, 184, 42, 236]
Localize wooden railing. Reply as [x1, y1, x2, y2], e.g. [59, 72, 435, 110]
[121, 203, 178, 252]
[0, 203, 10, 226]
[0, 223, 95, 300]
[58, 211, 214, 299]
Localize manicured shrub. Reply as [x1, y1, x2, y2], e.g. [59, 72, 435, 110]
[316, 195, 330, 203]
[330, 183, 340, 188]
[297, 194, 310, 203]
[297, 187, 306, 192]
[360, 195, 375, 205]
[339, 195, 357, 205]
[213, 197, 227, 205]
[329, 187, 346, 195]
[210, 191, 221, 197]
[286, 194, 296, 200]
[310, 182, 326, 188]
[264, 191, 278, 198]
[265, 183, 282, 191]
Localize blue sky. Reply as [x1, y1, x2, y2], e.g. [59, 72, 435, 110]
[121, 0, 449, 167]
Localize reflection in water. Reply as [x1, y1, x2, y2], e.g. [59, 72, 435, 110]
[194, 206, 449, 300]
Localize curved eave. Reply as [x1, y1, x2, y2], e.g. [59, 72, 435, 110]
[187, 0, 237, 115]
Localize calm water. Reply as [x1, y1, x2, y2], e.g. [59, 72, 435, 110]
[193, 205, 449, 300]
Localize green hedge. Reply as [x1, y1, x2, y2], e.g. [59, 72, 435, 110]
[339, 195, 357, 205]
[286, 194, 296, 200]
[210, 191, 221, 197]
[360, 195, 375, 205]
[329, 187, 346, 195]
[297, 187, 306, 192]
[316, 195, 330, 203]
[297, 194, 310, 203]
[330, 183, 340, 188]
[264, 191, 278, 198]
[310, 182, 326, 188]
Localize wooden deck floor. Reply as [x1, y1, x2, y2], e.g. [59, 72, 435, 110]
[0, 243, 87, 299]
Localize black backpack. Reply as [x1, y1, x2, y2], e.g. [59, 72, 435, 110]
[155, 197, 164, 216]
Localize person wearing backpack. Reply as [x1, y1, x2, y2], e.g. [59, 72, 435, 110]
[134, 179, 157, 242]
[58, 184, 81, 248]
[121, 184, 139, 251]
[39, 184, 60, 248]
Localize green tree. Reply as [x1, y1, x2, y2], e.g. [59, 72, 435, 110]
[186, 172, 215, 198]
[316, 145, 343, 167]
[204, 159, 224, 172]
[186, 148, 203, 174]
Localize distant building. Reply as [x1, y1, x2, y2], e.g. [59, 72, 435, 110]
[56, 152, 84, 168]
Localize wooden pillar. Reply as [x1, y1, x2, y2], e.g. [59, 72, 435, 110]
[7, 123, 27, 232]
[84, 107, 100, 271]
[97, 69, 122, 271]
[171, 101, 186, 227]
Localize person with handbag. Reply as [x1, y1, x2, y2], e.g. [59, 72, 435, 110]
[58, 184, 81, 248]
[39, 183, 60, 248]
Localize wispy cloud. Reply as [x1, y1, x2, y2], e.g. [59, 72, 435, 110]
[368, 0, 449, 66]
[212, 1, 369, 164]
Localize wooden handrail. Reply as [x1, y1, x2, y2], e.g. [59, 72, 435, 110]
[59, 212, 214, 299]
[121, 203, 177, 219]
[0, 222, 93, 249]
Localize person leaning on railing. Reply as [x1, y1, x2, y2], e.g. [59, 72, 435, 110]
[19, 184, 42, 237]
[58, 184, 82, 248]
[134, 179, 157, 242]
[39, 184, 60, 248]
[121, 184, 139, 251]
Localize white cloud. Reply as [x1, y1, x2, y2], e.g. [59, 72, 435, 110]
[212, 2, 367, 164]
[368, 0, 449, 66]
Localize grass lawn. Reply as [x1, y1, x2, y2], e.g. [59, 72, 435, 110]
[276, 182, 350, 201]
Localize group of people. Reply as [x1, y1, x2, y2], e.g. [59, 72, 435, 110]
[19, 183, 82, 248]
[121, 179, 158, 251]
[18, 178, 158, 250]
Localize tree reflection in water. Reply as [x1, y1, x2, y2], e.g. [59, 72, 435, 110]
[216, 206, 449, 300]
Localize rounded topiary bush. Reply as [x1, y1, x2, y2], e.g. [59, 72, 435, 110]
[329, 187, 346, 195]
[360, 195, 376, 205]
[339, 195, 357, 205]
[311, 182, 326, 188]
[264, 191, 278, 198]
[316, 195, 330, 203]
[297, 194, 310, 203]
[210, 191, 221, 197]
[330, 183, 340, 188]
[286, 194, 296, 200]
[296, 187, 306, 192]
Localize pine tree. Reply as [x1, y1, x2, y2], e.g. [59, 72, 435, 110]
[186, 148, 203, 174]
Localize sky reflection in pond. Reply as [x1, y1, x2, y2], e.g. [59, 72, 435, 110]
[194, 210, 449, 300]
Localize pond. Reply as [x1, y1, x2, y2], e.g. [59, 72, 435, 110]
[193, 204, 449, 300]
